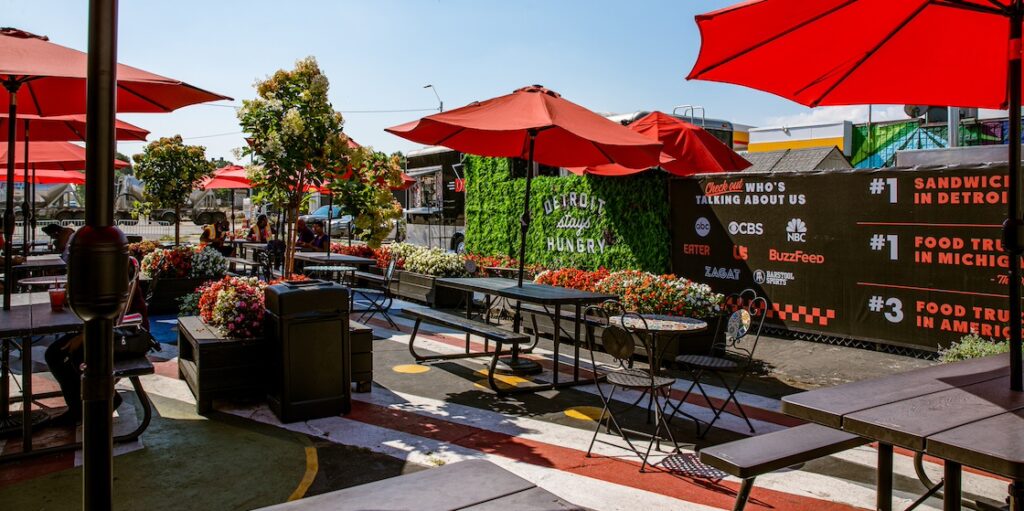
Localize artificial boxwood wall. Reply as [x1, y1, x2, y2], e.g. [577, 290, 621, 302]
[463, 155, 670, 272]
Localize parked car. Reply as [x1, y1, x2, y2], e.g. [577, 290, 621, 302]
[299, 205, 352, 238]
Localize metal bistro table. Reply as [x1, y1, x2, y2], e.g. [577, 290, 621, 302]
[9, 256, 67, 292]
[303, 265, 357, 285]
[608, 314, 708, 375]
[17, 275, 68, 292]
[782, 353, 1022, 511]
[293, 252, 376, 269]
[0, 303, 83, 454]
[435, 277, 616, 393]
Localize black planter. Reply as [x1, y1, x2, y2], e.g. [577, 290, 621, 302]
[141, 276, 215, 315]
[390, 270, 465, 308]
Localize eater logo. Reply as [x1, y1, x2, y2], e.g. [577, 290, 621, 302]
[728, 221, 764, 236]
[695, 217, 711, 238]
[786, 218, 807, 242]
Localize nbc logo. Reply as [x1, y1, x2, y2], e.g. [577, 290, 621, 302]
[786, 218, 807, 243]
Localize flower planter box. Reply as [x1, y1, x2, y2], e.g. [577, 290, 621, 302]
[390, 270, 464, 308]
[140, 276, 215, 315]
[177, 315, 266, 414]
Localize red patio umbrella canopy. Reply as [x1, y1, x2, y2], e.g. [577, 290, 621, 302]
[6, 168, 85, 185]
[0, 141, 128, 170]
[688, 0, 1012, 108]
[566, 111, 751, 176]
[386, 85, 662, 168]
[201, 175, 250, 190]
[0, 28, 230, 115]
[0, 113, 149, 142]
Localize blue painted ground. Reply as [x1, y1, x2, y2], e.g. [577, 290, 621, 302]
[150, 314, 179, 344]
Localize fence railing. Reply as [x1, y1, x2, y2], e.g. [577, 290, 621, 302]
[8, 219, 176, 244]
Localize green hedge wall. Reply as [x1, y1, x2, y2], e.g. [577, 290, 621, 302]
[464, 155, 670, 272]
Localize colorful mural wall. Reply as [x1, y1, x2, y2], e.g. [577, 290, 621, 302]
[851, 119, 1010, 168]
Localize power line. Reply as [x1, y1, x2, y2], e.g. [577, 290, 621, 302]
[196, 102, 437, 114]
[181, 131, 244, 140]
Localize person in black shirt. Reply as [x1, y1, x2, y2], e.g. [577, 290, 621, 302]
[310, 220, 330, 252]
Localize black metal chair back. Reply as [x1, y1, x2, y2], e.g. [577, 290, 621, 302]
[724, 289, 768, 367]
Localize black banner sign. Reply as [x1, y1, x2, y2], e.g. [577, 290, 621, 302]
[670, 163, 1016, 350]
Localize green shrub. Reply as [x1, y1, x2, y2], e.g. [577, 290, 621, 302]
[938, 333, 1013, 362]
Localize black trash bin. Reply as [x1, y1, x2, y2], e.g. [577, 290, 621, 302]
[265, 279, 351, 423]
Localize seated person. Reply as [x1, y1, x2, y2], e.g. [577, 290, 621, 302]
[309, 220, 330, 252]
[201, 219, 233, 256]
[42, 223, 75, 256]
[248, 214, 274, 243]
[43, 265, 150, 427]
[295, 218, 315, 249]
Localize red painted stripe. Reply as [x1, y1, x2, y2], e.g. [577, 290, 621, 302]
[345, 400, 866, 511]
[0, 451, 74, 490]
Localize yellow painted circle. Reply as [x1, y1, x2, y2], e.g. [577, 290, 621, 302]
[393, 364, 430, 374]
[564, 406, 604, 422]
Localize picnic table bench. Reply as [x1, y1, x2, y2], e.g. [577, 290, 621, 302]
[255, 459, 590, 510]
[699, 423, 867, 511]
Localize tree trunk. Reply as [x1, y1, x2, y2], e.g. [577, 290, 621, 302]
[174, 205, 181, 246]
[284, 203, 299, 277]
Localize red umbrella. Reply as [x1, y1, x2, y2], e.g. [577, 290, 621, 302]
[6, 168, 86, 185]
[201, 171, 250, 234]
[686, 0, 1024, 391]
[393, 172, 416, 191]
[566, 111, 751, 176]
[1, 141, 129, 170]
[387, 85, 661, 285]
[0, 113, 149, 142]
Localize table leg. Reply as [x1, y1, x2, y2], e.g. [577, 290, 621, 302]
[1, 339, 8, 420]
[21, 334, 32, 453]
[1010, 480, 1024, 511]
[465, 290, 472, 354]
[573, 303, 581, 382]
[943, 461, 961, 511]
[552, 304, 561, 386]
[878, 443, 893, 511]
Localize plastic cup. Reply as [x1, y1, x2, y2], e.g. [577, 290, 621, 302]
[49, 288, 67, 312]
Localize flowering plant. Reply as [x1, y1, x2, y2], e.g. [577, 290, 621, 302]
[330, 243, 376, 259]
[386, 242, 420, 268]
[191, 246, 228, 279]
[197, 276, 267, 338]
[141, 246, 193, 279]
[404, 247, 468, 277]
[594, 270, 723, 318]
[127, 240, 159, 262]
[534, 267, 610, 292]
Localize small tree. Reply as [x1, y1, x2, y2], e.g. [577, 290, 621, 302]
[238, 57, 362, 275]
[133, 136, 215, 245]
[326, 150, 404, 247]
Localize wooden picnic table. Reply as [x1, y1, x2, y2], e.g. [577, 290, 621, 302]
[436, 277, 615, 392]
[781, 353, 1022, 510]
[0, 303, 83, 454]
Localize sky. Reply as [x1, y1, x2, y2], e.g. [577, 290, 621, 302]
[3, 0, 979, 162]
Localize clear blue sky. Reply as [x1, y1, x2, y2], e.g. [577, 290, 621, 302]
[4, 0, 893, 162]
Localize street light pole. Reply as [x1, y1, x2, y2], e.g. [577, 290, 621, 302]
[424, 84, 443, 112]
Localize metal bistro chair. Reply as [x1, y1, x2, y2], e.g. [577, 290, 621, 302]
[350, 257, 399, 330]
[584, 300, 681, 472]
[671, 289, 767, 437]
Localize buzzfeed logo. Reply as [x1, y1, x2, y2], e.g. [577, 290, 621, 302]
[786, 218, 807, 242]
[728, 221, 764, 236]
[769, 249, 825, 264]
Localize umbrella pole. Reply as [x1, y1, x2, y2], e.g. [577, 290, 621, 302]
[516, 131, 537, 287]
[30, 165, 36, 248]
[2, 81, 21, 311]
[21, 120, 29, 258]
[230, 189, 235, 238]
[1009, 12, 1023, 392]
[75, 1, 126, 509]
[326, 192, 332, 260]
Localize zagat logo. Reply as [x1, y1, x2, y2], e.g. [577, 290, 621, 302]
[728, 221, 763, 236]
[695, 217, 711, 238]
[786, 218, 807, 242]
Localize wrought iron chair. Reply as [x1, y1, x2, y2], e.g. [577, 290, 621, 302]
[583, 300, 681, 472]
[671, 288, 767, 437]
[350, 257, 399, 330]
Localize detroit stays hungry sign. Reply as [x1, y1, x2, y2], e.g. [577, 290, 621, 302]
[670, 165, 1018, 350]
[543, 192, 608, 254]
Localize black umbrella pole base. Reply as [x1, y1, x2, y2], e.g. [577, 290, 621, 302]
[493, 356, 543, 375]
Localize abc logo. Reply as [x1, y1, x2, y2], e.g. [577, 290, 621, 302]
[728, 221, 763, 236]
[695, 217, 711, 238]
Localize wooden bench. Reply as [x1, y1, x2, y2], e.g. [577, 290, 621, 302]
[403, 305, 531, 393]
[226, 256, 258, 275]
[254, 459, 591, 511]
[699, 423, 868, 511]
[353, 270, 385, 286]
